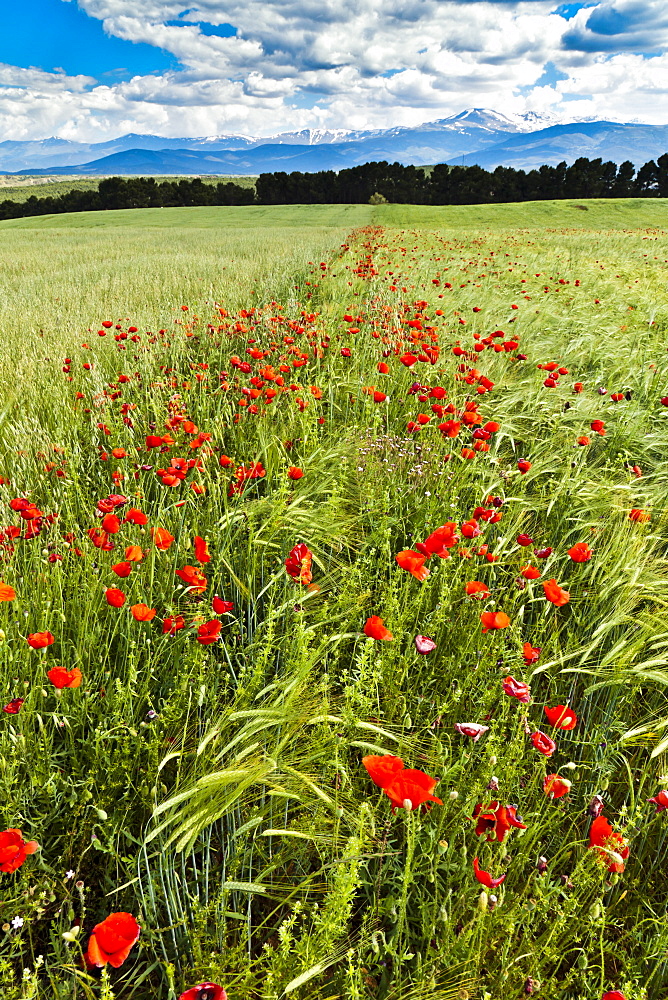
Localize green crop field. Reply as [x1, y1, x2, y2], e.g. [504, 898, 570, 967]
[0, 176, 257, 203]
[0, 199, 667, 1000]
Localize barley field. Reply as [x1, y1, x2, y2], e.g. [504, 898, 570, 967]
[0, 199, 666, 1000]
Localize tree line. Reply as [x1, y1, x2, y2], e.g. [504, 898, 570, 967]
[1, 154, 667, 220]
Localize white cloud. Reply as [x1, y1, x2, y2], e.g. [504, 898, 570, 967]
[0, 0, 665, 141]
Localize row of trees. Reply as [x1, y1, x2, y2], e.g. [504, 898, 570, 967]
[0, 154, 667, 220]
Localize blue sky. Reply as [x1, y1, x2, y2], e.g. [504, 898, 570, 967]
[0, 0, 665, 140]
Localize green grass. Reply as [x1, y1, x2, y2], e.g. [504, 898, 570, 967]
[0, 200, 666, 1000]
[0, 176, 257, 202]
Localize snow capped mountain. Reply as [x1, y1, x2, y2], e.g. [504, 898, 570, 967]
[0, 109, 659, 175]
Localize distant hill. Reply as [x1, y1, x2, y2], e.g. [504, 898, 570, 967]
[1, 109, 665, 176]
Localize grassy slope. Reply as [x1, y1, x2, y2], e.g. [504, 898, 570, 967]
[0, 201, 667, 999]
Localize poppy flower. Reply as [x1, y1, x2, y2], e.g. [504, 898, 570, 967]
[112, 561, 133, 578]
[601, 993, 627, 1000]
[544, 704, 577, 730]
[363, 616, 393, 640]
[522, 642, 541, 665]
[131, 604, 156, 622]
[175, 565, 208, 594]
[591, 419, 606, 435]
[629, 508, 649, 522]
[383, 768, 443, 811]
[85, 912, 141, 968]
[396, 550, 430, 581]
[196, 620, 222, 645]
[2, 699, 24, 714]
[502, 676, 531, 702]
[212, 596, 234, 615]
[517, 460, 531, 474]
[421, 522, 459, 556]
[27, 631, 54, 649]
[152, 527, 175, 551]
[414, 634, 436, 654]
[125, 545, 144, 562]
[647, 789, 668, 813]
[0, 829, 39, 873]
[568, 542, 592, 562]
[285, 543, 313, 585]
[588, 815, 629, 873]
[362, 755, 404, 788]
[124, 508, 148, 526]
[47, 666, 82, 689]
[543, 579, 570, 606]
[520, 565, 541, 580]
[530, 730, 556, 757]
[472, 856, 506, 888]
[163, 615, 186, 635]
[454, 722, 489, 742]
[543, 774, 572, 798]
[287, 466, 304, 480]
[577, 435, 590, 446]
[516, 534, 533, 546]
[472, 801, 526, 842]
[480, 611, 510, 632]
[193, 536, 211, 564]
[179, 986, 226, 1000]
[0, 583, 15, 601]
[101, 513, 121, 534]
[105, 588, 126, 608]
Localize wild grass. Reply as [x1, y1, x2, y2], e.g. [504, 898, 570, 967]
[0, 200, 666, 999]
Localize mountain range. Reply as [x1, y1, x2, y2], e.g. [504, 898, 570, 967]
[1, 109, 665, 176]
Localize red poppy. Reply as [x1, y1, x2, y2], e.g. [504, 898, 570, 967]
[2, 699, 24, 714]
[544, 704, 577, 729]
[193, 536, 211, 564]
[396, 550, 430, 581]
[421, 522, 459, 557]
[101, 513, 121, 534]
[285, 543, 313, 585]
[287, 466, 304, 480]
[111, 561, 133, 578]
[502, 676, 531, 702]
[85, 912, 141, 968]
[577, 435, 590, 446]
[152, 527, 175, 551]
[212, 596, 234, 615]
[0, 829, 39, 873]
[47, 666, 82, 689]
[543, 579, 570, 606]
[568, 542, 592, 562]
[363, 616, 393, 640]
[530, 730, 556, 757]
[124, 508, 148, 526]
[383, 768, 443, 811]
[601, 993, 627, 1000]
[629, 508, 649, 522]
[588, 815, 629, 873]
[179, 986, 226, 1000]
[591, 419, 606, 435]
[0, 583, 15, 601]
[176, 565, 208, 594]
[480, 611, 510, 632]
[472, 801, 527, 842]
[125, 545, 144, 562]
[163, 615, 186, 635]
[131, 604, 156, 622]
[196, 620, 222, 645]
[517, 460, 531, 473]
[472, 856, 506, 888]
[465, 581, 490, 599]
[105, 588, 126, 608]
[647, 788, 668, 813]
[414, 634, 436, 654]
[520, 565, 541, 580]
[362, 755, 404, 788]
[454, 722, 489, 742]
[522, 642, 541, 665]
[27, 631, 54, 649]
[543, 774, 572, 798]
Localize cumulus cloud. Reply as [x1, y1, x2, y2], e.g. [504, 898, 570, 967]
[0, 0, 665, 140]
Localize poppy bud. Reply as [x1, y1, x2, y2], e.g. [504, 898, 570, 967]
[414, 635, 437, 654]
[587, 794, 605, 818]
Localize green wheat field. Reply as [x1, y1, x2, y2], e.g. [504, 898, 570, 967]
[0, 199, 667, 999]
